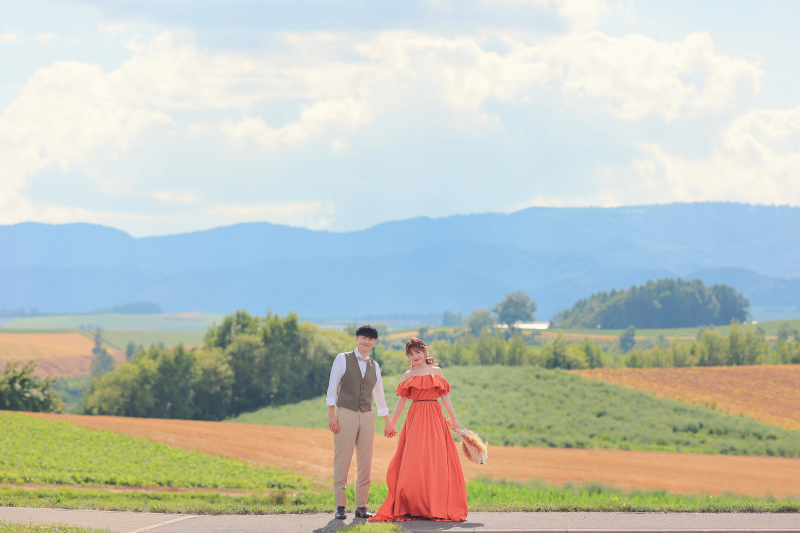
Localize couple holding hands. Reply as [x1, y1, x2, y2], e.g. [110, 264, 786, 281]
[326, 324, 468, 523]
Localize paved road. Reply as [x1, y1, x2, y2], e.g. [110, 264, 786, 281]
[2, 507, 800, 532]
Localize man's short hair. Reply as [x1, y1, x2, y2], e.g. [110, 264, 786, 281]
[355, 324, 379, 339]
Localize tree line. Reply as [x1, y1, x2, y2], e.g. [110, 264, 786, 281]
[551, 278, 749, 329]
[83, 310, 350, 420]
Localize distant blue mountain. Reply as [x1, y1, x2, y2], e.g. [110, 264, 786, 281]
[2, 203, 799, 319]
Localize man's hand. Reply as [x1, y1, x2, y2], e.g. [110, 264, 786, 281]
[384, 421, 397, 438]
[329, 414, 340, 434]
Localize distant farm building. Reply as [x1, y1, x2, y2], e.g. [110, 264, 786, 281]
[495, 321, 549, 330]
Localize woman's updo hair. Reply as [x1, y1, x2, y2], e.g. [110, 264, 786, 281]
[405, 337, 435, 367]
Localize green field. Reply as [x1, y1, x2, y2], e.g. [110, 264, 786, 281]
[549, 318, 800, 339]
[1, 412, 798, 514]
[232, 366, 800, 456]
[1, 314, 224, 332]
[0, 412, 308, 489]
[99, 330, 206, 350]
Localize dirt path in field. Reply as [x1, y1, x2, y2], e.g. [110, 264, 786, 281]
[578, 365, 800, 432]
[29, 413, 800, 498]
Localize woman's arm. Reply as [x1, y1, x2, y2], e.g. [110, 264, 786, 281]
[440, 393, 459, 429]
[390, 396, 407, 426]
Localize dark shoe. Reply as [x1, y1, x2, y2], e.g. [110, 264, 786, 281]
[354, 507, 374, 519]
[334, 506, 346, 519]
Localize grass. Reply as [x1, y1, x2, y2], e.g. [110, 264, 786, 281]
[231, 378, 412, 434]
[1, 479, 798, 515]
[0, 412, 309, 489]
[1, 314, 224, 333]
[0, 523, 111, 533]
[232, 366, 800, 457]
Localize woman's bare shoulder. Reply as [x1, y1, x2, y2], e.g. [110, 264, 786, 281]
[432, 366, 444, 376]
[402, 370, 413, 380]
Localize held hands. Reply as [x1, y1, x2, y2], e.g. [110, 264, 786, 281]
[329, 414, 340, 434]
[384, 421, 398, 438]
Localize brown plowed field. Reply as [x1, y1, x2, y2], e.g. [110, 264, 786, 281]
[578, 365, 800, 431]
[0, 333, 125, 376]
[29, 413, 800, 498]
[0, 333, 95, 360]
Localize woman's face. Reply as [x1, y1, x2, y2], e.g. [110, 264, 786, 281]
[408, 347, 427, 368]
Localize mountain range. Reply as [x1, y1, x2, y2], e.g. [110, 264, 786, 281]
[2, 202, 799, 321]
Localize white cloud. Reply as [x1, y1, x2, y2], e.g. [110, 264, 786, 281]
[0, 61, 170, 212]
[0, 32, 20, 43]
[218, 98, 373, 150]
[154, 191, 199, 204]
[545, 31, 761, 121]
[36, 33, 58, 43]
[635, 105, 800, 204]
[352, 30, 759, 122]
[0, 19, 771, 232]
[487, 0, 611, 30]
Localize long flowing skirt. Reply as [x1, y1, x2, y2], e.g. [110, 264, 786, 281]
[370, 402, 468, 522]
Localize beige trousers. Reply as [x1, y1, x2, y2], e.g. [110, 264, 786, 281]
[333, 406, 376, 507]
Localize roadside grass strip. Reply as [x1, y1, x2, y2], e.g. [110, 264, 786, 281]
[1, 480, 798, 514]
[0, 523, 111, 533]
[0, 412, 309, 489]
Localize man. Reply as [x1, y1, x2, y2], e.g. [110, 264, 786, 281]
[327, 324, 397, 520]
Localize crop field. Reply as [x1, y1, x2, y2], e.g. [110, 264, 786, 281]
[26, 412, 800, 498]
[1, 313, 224, 332]
[233, 366, 800, 457]
[578, 365, 800, 432]
[0, 333, 95, 361]
[0, 412, 308, 490]
[0, 333, 124, 377]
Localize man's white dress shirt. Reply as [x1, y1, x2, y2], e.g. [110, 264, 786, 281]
[326, 347, 390, 417]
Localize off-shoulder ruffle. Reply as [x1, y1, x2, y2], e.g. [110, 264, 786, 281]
[396, 374, 452, 397]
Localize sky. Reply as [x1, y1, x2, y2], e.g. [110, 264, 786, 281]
[1, 0, 799, 237]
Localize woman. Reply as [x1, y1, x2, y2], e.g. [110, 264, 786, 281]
[369, 337, 468, 522]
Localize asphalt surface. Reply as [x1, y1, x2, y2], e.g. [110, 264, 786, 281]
[3, 507, 800, 532]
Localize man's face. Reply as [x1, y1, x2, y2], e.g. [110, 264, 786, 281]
[357, 335, 377, 354]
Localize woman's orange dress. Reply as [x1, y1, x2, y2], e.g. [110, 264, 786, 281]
[369, 374, 468, 522]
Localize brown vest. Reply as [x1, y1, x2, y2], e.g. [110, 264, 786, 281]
[337, 351, 377, 412]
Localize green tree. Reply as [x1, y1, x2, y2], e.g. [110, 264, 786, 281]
[493, 291, 537, 329]
[0, 361, 63, 413]
[125, 341, 142, 360]
[553, 278, 749, 329]
[582, 338, 604, 368]
[90, 328, 116, 378]
[192, 348, 233, 421]
[506, 334, 528, 366]
[85, 345, 197, 418]
[465, 309, 496, 335]
[619, 326, 636, 353]
[441, 311, 463, 327]
[204, 309, 261, 350]
[544, 335, 586, 369]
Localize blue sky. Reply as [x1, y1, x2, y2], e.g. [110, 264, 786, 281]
[1, 0, 799, 236]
